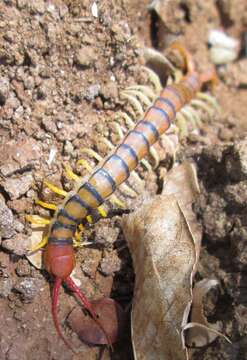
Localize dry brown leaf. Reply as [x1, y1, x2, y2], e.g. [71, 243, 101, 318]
[122, 162, 200, 359]
[122, 162, 201, 360]
[123, 195, 195, 359]
[67, 298, 125, 346]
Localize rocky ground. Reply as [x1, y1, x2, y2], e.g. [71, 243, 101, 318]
[0, 0, 246, 359]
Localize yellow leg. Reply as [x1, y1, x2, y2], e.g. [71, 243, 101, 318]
[26, 215, 51, 225]
[85, 205, 107, 224]
[76, 159, 93, 172]
[118, 111, 135, 128]
[149, 146, 160, 169]
[126, 85, 156, 101]
[191, 99, 214, 116]
[112, 122, 125, 139]
[109, 195, 125, 208]
[120, 91, 145, 117]
[197, 92, 220, 112]
[29, 235, 48, 253]
[98, 205, 107, 218]
[176, 112, 188, 138]
[140, 158, 152, 171]
[123, 89, 152, 108]
[73, 231, 82, 247]
[80, 148, 103, 162]
[86, 215, 93, 224]
[43, 180, 67, 197]
[64, 164, 80, 181]
[78, 224, 84, 232]
[141, 66, 162, 93]
[35, 199, 57, 211]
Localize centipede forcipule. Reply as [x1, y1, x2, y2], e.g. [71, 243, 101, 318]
[27, 43, 217, 351]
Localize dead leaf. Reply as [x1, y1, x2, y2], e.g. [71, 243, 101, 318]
[122, 162, 201, 360]
[67, 297, 125, 345]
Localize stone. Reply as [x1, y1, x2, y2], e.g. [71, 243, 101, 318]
[0, 76, 10, 105]
[2, 173, 33, 199]
[14, 278, 45, 301]
[0, 278, 13, 298]
[2, 233, 29, 256]
[0, 194, 14, 239]
[99, 251, 122, 276]
[74, 46, 97, 68]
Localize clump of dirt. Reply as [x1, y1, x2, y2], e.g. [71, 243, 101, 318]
[0, 0, 246, 359]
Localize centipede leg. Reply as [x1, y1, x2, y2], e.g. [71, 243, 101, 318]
[196, 92, 220, 112]
[64, 164, 80, 181]
[140, 66, 162, 93]
[43, 180, 68, 197]
[35, 199, 57, 211]
[190, 98, 214, 117]
[175, 112, 189, 138]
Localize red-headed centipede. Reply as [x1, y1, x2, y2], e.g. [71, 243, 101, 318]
[27, 43, 217, 351]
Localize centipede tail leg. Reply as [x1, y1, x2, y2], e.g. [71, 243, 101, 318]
[200, 67, 218, 89]
[52, 278, 75, 352]
[64, 276, 112, 347]
[169, 41, 196, 73]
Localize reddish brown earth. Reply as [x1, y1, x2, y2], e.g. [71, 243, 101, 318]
[0, 0, 246, 359]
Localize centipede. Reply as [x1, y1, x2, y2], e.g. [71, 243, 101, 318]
[26, 43, 218, 351]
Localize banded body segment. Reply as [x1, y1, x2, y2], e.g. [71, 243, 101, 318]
[88, 168, 116, 200]
[49, 220, 76, 244]
[47, 71, 202, 247]
[144, 106, 171, 136]
[175, 73, 201, 105]
[48, 194, 90, 244]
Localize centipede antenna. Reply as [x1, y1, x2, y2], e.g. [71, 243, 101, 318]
[64, 276, 111, 346]
[52, 278, 75, 352]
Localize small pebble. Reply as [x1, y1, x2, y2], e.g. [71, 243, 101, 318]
[2, 173, 33, 200]
[2, 233, 29, 256]
[0, 76, 10, 105]
[16, 259, 31, 277]
[74, 46, 97, 68]
[99, 251, 122, 276]
[94, 224, 120, 244]
[225, 137, 247, 181]
[0, 194, 14, 239]
[85, 84, 101, 101]
[218, 127, 233, 141]
[0, 278, 13, 298]
[14, 278, 44, 301]
[63, 140, 74, 156]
